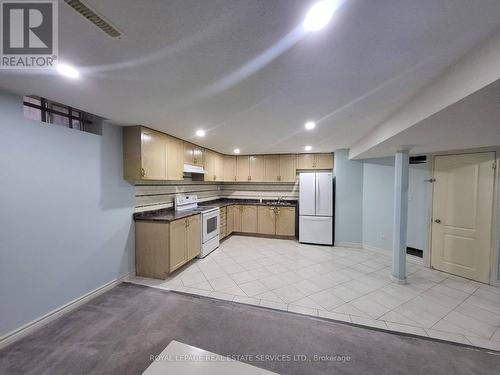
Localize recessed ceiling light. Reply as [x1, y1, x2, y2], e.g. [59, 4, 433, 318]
[305, 121, 316, 130]
[234, 148, 240, 154]
[196, 129, 206, 137]
[303, 0, 338, 32]
[56, 63, 80, 79]
[305, 145, 312, 151]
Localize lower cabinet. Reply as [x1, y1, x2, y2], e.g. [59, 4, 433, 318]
[257, 206, 275, 235]
[135, 214, 201, 280]
[226, 205, 234, 235]
[241, 205, 258, 233]
[257, 206, 295, 236]
[219, 207, 227, 239]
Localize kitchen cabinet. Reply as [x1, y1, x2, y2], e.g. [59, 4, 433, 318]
[264, 155, 280, 182]
[184, 142, 204, 166]
[257, 206, 296, 237]
[186, 215, 201, 260]
[249, 155, 264, 182]
[275, 207, 296, 236]
[237, 156, 250, 181]
[219, 207, 227, 239]
[223, 155, 237, 182]
[257, 206, 275, 235]
[233, 205, 242, 232]
[297, 153, 333, 170]
[135, 214, 201, 280]
[204, 150, 216, 181]
[170, 215, 200, 272]
[279, 154, 297, 182]
[241, 205, 258, 233]
[169, 218, 187, 272]
[123, 126, 167, 181]
[226, 205, 234, 235]
[166, 136, 184, 180]
[214, 152, 224, 181]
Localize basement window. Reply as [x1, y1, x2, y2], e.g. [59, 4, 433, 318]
[23, 96, 101, 135]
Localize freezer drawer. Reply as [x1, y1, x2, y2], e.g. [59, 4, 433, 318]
[299, 216, 333, 245]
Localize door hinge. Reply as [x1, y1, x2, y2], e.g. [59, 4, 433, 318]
[425, 178, 436, 183]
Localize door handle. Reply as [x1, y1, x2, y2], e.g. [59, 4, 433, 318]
[434, 219, 441, 224]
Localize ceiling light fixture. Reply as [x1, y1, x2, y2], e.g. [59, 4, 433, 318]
[305, 145, 312, 151]
[196, 129, 206, 137]
[302, 0, 339, 32]
[56, 63, 80, 79]
[305, 121, 316, 130]
[234, 148, 241, 154]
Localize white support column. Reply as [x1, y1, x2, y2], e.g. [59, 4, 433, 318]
[392, 150, 409, 284]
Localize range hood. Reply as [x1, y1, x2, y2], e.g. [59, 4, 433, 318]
[183, 164, 206, 174]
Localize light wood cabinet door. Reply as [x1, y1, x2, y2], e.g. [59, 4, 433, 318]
[184, 142, 195, 164]
[226, 205, 234, 234]
[194, 146, 204, 167]
[223, 156, 237, 181]
[186, 215, 201, 260]
[233, 205, 243, 232]
[264, 155, 280, 182]
[204, 150, 216, 181]
[249, 155, 264, 182]
[166, 136, 184, 180]
[141, 129, 167, 180]
[315, 153, 333, 169]
[279, 154, 297, 182]
[258, 206, 275, 235]
[214, 153, 224, 181]
[276, 207, 296, 236]
[241, 205, 258, 233]
[237, 156, 250, 181]
[169, 218, 187, 272]
[297, 154, 315, 170]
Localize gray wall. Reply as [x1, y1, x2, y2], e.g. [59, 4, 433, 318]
[335, 153, 429, 252]
[334, 149, 363, 245]
[0, 90, 135, 337]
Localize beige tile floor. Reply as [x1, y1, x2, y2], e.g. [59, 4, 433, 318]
[129, 236, 500, 351]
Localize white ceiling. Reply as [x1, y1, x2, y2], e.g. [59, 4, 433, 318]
[1, 0, 500, 154]
[358, 79, 500, 159]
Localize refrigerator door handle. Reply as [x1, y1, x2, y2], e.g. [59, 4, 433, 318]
[315, 173, 319, 215]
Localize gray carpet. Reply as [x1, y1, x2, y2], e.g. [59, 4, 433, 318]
[0, 283, 498, 375]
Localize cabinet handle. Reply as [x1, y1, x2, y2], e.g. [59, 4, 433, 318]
[140, 168, 145, 177]
[214, 175, 216, 180]
[278, 176, 281, 181]
[248, 176, 251, 181]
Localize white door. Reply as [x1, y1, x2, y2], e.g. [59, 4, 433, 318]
[316, 173, 333, 216]
[431, 152, 495, 283]
[299, 173, 316, 216]
[299, 216, 333, 245]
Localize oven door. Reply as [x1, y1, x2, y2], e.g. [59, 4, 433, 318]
[202, 210, 219, 242]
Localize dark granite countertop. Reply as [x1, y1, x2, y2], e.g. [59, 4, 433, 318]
[133, 208, 201, 223]
[199, 198, 297, 208]
[134, 199, 297, 223]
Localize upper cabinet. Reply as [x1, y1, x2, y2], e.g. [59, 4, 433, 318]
[249, 155, 264, 182]
[279, 154, 297, 182]
[204, 150, 224, 182]
[237, 156, 250, 182]
[123, 126, 167, 180]
[264, 155, 280, 182]
[123, 126, 184, 181]
[184, 142, 204, 167]
[297, 153, 333, 170]
[123, 126, 330, 182]
[223, 155, 237, 182]
[166, 136, 184, 181]
[264, 154, 297, 182]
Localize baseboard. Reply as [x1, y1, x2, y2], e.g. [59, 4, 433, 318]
[335, 241, 362, 248]
[361, 244, 424, 265]
[0, 271, 134, 350]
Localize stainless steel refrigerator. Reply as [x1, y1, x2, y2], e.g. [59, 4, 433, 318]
[299, 172, 334, 245]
